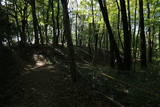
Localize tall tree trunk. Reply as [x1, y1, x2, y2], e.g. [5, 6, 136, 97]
[115, 0, 124, 50]
[45, 0, 51, 45]
[75, 1, 78, 46]
[127, 0, 131, 31]
[159, 27, 160, 50]
[119, 0, 132, 71]
[88, 23, 92, 55]
[55, 0, 60, 45]
[139, 0, 147, 68]
[30, 0, 39, 45]
[98, 0, 122, 68]
[13, 0, 20, 42]
[21, 19, 27, 45]
[38, 25, 44, 45]
[51, 0, 56, 45]
[61, 0, 79, 82]
[20, 2, 28, 45]
[91, 0, 97, 62]
[133, 0, 138, 49]
[133, 0, 138, 72]
[147, 0, 152, 63]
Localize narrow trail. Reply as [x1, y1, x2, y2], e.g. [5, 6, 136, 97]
[7, 54, 112, 107]
[11, 63, 80, 107]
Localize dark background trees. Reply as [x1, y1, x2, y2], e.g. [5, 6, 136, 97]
[0, 0, 160, 106]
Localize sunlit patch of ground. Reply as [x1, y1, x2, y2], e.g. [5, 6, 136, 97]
[24, 54, 53, 74]
[36, 61, 45, 67]
[33, 54, 47, 67]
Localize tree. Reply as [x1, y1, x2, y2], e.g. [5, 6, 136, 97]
[29, 0, 39, 45]
[119, 0, 132, 71]
[51, 0, 56, 45]
[139, 0, 147, 68]
[147, 0, 152, 63]
[61, 0, 79, 82]
[55, 0, 60, 45]
[98, 0, 122, 68]
[44, 0, 51, 44]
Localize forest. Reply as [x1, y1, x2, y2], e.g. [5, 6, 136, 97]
[0, 0, 160, 106]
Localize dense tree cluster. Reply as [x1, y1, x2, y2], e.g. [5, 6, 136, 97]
[0, 0, 160, 79]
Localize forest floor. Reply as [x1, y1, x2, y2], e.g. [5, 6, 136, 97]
[1, 45, 160, 107]
[7, 54, 114, 107]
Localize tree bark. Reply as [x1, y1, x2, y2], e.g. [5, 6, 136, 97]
[115, 0, 124, 50]
[139, 0, 147, 68]
[159, 27, 160, 50]
[20, 2, 28, 46]
[45, 0, 51, 45]
[30, 0, 39, 45]
[98, 0, 122, 68]
[55, 0, 60, 45]
[61, 0, 79, 82]
[51, 0, 56, 45]
[147, 0, 152, 63]
[133, 0, 138, 49]
[119, 0, 132, 71]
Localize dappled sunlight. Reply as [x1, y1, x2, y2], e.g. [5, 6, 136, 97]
[33, 54, 47, 67]
[36, 61, 45, 67]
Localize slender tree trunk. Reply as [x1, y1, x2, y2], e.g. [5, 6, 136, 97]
[98, 0, 122, 68]
[119, 0, 132, 71]
[127, 0, 131, 31]
[88, 23, 92, 54]
[14, 1, 20, 42]
[61, 0, 79, 82]
[133, 0, 138, 49]
[45, 0, 51, 45]
[21, 19, 27, 45]
[30, 0, 39, 45]
[133, 0, 138, 72]
[38, 25, 44, 45]
[75, 13, 78, 46]
[159, 27, 160, 50]
[147, 0, 152, 63]
[91, 0, 97, 62]
[115, 0, 124, 50]
[55, 0, 60, 45]
[51, 0, 56, 45]
[139, 0, 147, 68]
[20, 2, 28, 45]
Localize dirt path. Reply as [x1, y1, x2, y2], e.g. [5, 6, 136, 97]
[6, 56, 109, 107]
[9, 63, 81, 107]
